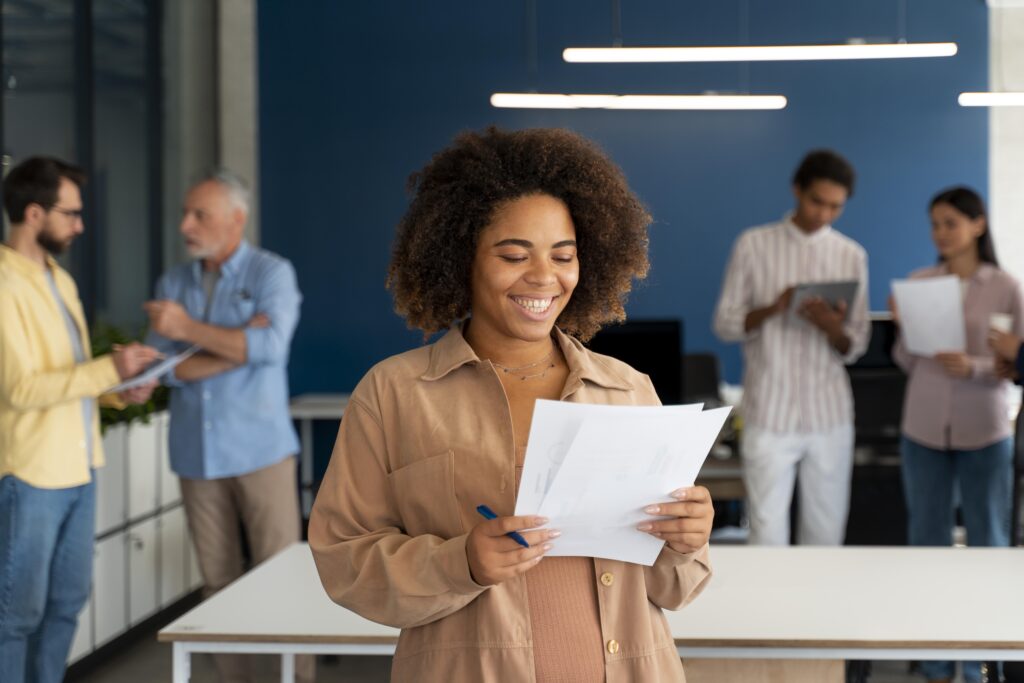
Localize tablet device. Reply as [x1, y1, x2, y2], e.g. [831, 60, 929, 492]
[789, 280, 858, 318]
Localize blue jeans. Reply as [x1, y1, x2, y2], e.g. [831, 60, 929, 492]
[0, 475, 95, 683]
[901, 436, 1013, 682]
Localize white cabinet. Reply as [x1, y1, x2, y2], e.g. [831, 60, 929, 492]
[159, 506, 188, 607]
[93, 532, 127, 647]
[128, 517, 159, 625]
[157, 413, 181, 508]
[68, 595, 93, 663]
[95, 425, 126, 535]
[77, 412, 200, 666]
[127, 421, 159, 520]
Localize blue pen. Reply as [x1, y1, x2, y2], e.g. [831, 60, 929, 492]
[476, 504, 531, 548]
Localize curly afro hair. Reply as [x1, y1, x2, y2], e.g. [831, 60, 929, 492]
[387, 126, 651, 341]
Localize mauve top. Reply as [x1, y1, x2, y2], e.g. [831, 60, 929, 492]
[893, 263, 1024, 450]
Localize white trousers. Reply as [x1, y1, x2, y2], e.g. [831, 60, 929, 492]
[741, 423, 855, 546]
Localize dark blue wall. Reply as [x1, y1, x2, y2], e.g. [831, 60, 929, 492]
[258, 0, 988, 389]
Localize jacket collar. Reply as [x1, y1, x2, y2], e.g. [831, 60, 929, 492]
[936, 260, 996, 283]
[0, 243, 61, 279]
[421, 323, 634, 392]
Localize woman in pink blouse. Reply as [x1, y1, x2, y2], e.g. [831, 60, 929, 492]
[892, 186, 1023, 683]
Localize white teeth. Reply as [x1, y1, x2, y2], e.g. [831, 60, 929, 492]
[512, 296, 553, 313]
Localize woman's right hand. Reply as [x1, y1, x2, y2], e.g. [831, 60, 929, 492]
[466, 515, 558, 586]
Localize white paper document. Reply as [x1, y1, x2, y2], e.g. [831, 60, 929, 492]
[515, 400, 732, 565]
[891, 276, 966, 356]
[106, 345, 199, 393]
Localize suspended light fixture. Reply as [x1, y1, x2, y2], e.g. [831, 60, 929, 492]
[562, 42, 958, 63]
[490, 93, 787, 110]
[958, 92, 1024, 107]
[491, 0, 788, 112]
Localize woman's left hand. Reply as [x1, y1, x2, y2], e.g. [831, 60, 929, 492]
[996, 357, 1019, 381]
[638, 486, 714, 554]
[934, 352, 972, 378]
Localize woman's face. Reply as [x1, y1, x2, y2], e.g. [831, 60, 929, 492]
[930, 201, 984, 261]
[469, 193, 579, 347]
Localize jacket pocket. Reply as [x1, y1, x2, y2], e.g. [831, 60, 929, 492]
[388, 450, 465, 539]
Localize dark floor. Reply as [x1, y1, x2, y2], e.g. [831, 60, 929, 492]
[67, 627, 937, 683]
[68, 629, 392, 682]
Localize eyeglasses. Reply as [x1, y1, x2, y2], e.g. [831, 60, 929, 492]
[49, 206, 83, 220]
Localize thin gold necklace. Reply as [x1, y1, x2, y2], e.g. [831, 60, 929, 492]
[492, 348, 557, 381]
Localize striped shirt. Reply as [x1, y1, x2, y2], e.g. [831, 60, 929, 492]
[713, 215, 871, 433]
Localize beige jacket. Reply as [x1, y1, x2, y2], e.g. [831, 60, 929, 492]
[309, 326, 711, 682]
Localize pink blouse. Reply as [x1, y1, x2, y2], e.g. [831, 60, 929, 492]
[894, 263, 1024, 450]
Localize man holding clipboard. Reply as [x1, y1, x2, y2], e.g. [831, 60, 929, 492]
[713, 149, 870, 546]
[0, 157, 159, 683]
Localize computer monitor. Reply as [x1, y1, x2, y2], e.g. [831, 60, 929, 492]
[585, 319, 683, 405]
[851, 313, 900, 368]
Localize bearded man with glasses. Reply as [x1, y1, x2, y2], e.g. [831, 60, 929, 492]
[0, 156, 160, 683]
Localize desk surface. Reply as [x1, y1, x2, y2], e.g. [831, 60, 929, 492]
[159, 543, 1024, 652]
[159, 543, 394, 645]
[667, 545, 1024, 651]
[288, 393, 350, 420]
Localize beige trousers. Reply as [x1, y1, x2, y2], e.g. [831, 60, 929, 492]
[181, 455, 315, 683]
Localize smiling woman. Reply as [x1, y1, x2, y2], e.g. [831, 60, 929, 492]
[386, 126, 651, 342]
[309, 126, 715, 683]
[466, 193, 580, 365]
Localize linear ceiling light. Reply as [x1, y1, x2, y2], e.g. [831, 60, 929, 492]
[490, 93, 787, 110]
[958, 92, 1024, 107]
[562, 42, 958, 63]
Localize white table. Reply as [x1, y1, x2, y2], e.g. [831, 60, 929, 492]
[289, 393, 349, 516]
[159, 543, 1024, 683]
[160, 543, 393, 683]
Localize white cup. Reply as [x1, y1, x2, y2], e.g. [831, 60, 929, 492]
[990, 312, 1013, 334]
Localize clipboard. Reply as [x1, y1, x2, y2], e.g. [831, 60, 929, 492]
[788, 280, 858, 318]
[106, 345, 200, 394]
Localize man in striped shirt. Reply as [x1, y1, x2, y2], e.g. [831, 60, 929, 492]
[713, 149, 870, 546]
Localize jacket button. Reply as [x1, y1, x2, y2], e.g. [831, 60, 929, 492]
[606, 639, 619, 655]
[600, 572, 614, 587]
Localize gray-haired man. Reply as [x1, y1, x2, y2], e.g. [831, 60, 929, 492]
[144, 170, 311, 683]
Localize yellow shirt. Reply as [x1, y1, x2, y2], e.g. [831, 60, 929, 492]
[0, 244, 119, 488]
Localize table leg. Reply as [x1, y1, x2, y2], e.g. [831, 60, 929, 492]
[281, 652, 296, 683]
[300, 418, 313, 516]
[172, 642, 191, 683]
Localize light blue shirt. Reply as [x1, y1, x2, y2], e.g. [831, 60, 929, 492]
[146, 241, 301, 479]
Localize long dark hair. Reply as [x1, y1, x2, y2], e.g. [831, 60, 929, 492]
[929, 186, 999, 266]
